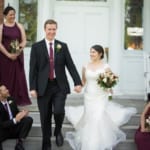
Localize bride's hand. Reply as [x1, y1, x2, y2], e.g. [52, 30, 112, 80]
[106, 88, 113, 94]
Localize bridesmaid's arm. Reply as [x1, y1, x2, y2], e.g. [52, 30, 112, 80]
[0, 24, 11, 57]
[0, 24, 18, 60]
[140, 102, 150, 132]
[17, 23, 26, 51]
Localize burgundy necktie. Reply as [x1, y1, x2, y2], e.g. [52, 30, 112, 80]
[49, 43, 54, 80]
[4, 103, 9, 113]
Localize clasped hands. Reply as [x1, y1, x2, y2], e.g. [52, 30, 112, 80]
[30, 85, 82, 99]
[74, 85, 82, 93]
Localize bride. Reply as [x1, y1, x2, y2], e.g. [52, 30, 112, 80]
[65, 45, 137, 150]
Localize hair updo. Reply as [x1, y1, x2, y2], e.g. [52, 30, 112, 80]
[91, 45, 104, 59]
[3, 6, 15, 16]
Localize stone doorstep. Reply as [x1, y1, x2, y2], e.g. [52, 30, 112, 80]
[2, 137, 72, 150]
[22, 96, 146, 114]
[28, 123, 138, 140]
[2, 138, 137, 150]
[29, 112, 141, 125]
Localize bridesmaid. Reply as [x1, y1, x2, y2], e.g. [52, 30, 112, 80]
[0, 6, 31, 106]
[135, 93, 150, 150]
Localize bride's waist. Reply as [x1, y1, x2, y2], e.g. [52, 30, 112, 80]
[84, 90, 108, 96]
[85, 88, 107, 94]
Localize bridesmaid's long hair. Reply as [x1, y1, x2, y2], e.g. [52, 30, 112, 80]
[91, 45, 104, 59]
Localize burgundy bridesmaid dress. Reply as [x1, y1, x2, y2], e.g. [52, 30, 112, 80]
[135, 107, 150, 150]
[0, 23, 31, 106]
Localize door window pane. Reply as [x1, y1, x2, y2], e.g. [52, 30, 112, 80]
[19, 0, 37, 46]
[124, 0, 143, 51]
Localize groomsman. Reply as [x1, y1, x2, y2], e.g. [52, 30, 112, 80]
[0, 85, 33, 150]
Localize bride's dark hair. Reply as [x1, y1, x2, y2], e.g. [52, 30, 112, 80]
[91, 45, 104, 59]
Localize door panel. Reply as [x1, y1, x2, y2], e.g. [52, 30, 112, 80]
[54, 4, 110, 91]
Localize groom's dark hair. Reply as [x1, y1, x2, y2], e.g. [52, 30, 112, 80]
[91, 45, 104, 59]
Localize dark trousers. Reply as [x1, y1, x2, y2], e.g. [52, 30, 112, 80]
[37, 79, 66, 147]
[0, 116, 33, 148]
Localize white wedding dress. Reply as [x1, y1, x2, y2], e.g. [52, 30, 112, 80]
[65, 64, 137, 150]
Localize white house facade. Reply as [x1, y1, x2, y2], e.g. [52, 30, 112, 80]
[4, 0, 150, 100]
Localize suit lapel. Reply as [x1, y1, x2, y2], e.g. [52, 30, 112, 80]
[0, 102, 5, 111]
[0, 101, 9, 118]
[41, 39, 49, 61]
[54, 40, 58, 62]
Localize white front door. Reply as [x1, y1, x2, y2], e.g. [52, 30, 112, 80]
[54, 2, 110, 91]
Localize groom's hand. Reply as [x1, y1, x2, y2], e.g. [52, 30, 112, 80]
[30, 90, 37, 98]
[74, 85, 82, 93]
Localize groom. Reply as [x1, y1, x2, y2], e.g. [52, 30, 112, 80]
[29, 19, 82, 150]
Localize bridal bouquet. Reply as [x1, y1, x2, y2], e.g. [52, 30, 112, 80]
[10, 39, 20, 54]
[97, 70, 119, 99]
[97, 70, 119, 89]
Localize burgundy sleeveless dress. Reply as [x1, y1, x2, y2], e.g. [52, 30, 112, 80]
[0, 23, 31, 106]
[135, 107, 150, 150]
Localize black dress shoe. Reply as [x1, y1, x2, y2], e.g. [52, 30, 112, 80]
[55, 132, 64, 147]
[0, 143, 3, 150]
[42, 145, 51, 150]
[15, 141, 25, 150]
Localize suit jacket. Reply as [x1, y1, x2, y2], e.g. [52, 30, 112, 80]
[0, 97, 19, 130]
[29, 39, 82, 96]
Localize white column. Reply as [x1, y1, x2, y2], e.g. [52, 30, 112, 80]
[109, 0, 123, 94]
[143, 0, 150, 99]
[37, 0, 56, 41]
[143, 0, 150, 52]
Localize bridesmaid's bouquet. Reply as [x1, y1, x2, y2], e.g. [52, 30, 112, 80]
[145, 116, 150, 130]
[10, 39, 20, 54]
[97, 70, 119, 100]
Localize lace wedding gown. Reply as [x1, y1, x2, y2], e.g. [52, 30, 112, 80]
[65, 64, 137, 150]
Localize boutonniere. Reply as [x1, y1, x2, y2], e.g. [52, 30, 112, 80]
[8, 100, 13, 104]
[55, 44, 62, 53]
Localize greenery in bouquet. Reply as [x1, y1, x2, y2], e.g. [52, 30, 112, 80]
[10, 39, 20, 54]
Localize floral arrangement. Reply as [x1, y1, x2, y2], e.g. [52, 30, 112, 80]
[10, 39, 20, 54]
[145, 116, 150, 130]
[97, 70, 119, 100]
[8, 100, 13, 104]
[97, 70, 119, 90]
[55, 44, 62, 53]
